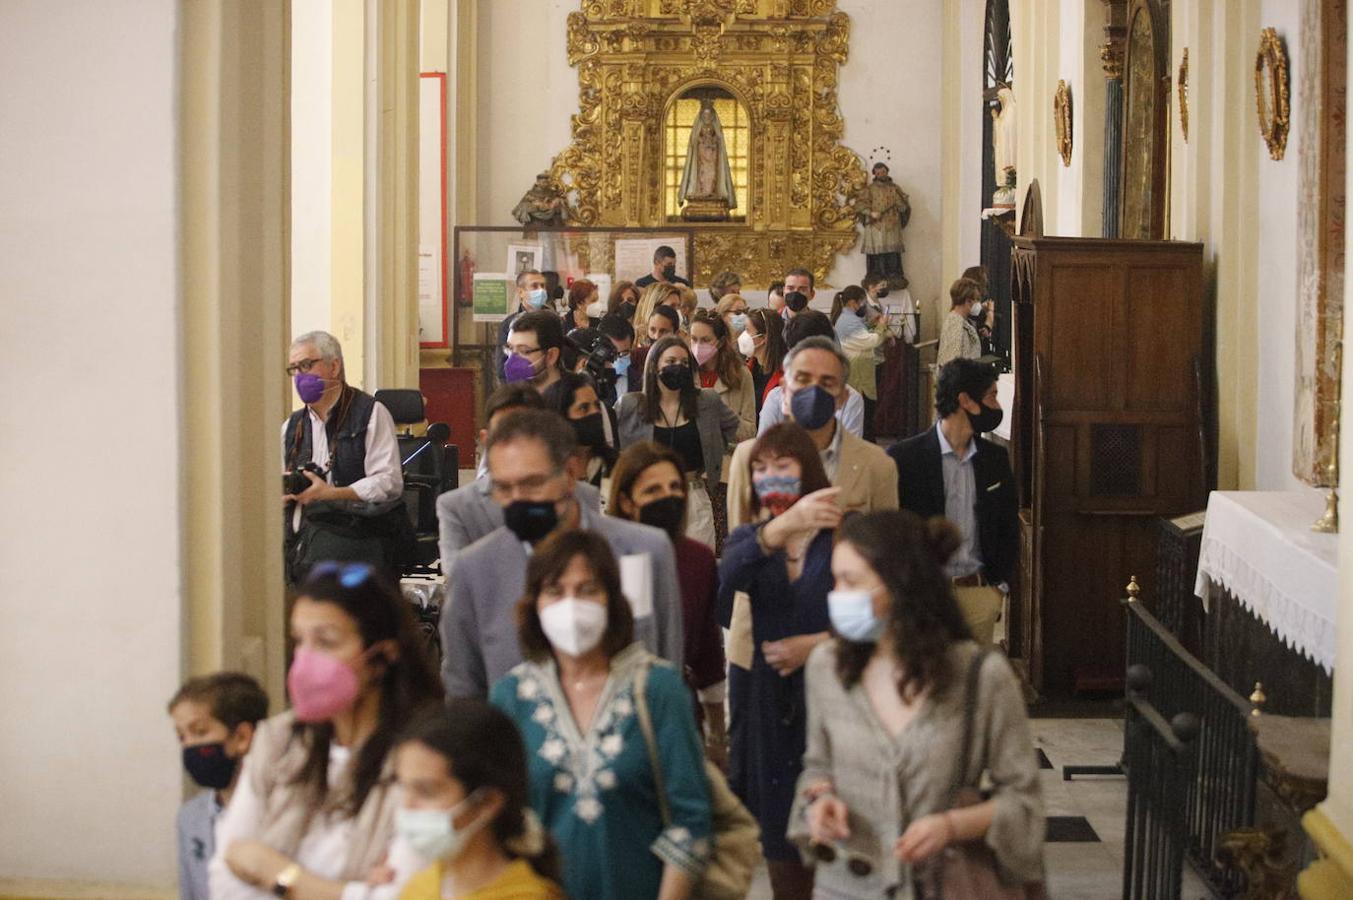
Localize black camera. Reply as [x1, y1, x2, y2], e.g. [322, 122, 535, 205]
[566, 327, 619, 388]
[284, 462, 328, 496]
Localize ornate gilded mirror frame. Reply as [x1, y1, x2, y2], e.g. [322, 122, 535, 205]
[549, 0, 866, 287]
[1054, 80, 1073, 166]
[1255, 27, 1291, 161]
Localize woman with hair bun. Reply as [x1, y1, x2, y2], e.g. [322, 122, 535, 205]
[789, 510, 1044, 899]
[395, 701, 564, 898]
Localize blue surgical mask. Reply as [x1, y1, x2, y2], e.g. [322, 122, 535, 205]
[828, 589, 883, 642]
[526, 288, 548, 310]
[729, 313, 748, 335]
[790, 384, 836, 430]
[613, 355, 632, 378]
[396, 789, 487, 862]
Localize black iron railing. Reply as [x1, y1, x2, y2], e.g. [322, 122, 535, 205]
[1122, 664, 1199, 900]
[1124, 588, 1259, 897]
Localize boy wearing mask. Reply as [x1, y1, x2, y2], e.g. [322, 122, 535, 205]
[167, 673, 269, 900]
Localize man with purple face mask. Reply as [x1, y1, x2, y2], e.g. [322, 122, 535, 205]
[282, 331, 405, 581]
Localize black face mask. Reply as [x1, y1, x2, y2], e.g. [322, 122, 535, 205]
[658, 364, 693, 392]
[571, 412, 607, 450]
[504, 497, 561, 543]
[637, 494, 686, 537]
[875, 287, 890, 299]
[662, 264, 677, 280]
[183, 742, 239, 790]
[854, 305, 868, 318]
[785, 291, 809, 312]
[967, 402, 1004, 435]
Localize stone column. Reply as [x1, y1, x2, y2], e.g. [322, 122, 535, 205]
[1100, 1, 1127, 238]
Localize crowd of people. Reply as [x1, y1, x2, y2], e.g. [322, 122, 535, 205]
[180, 256, 1041, 900]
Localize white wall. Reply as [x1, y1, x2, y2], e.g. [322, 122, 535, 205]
[1251, 0, 1305, 491]
[0, 1, 183, 890]
[292, 0, 335, 338]
[828, 0, 944, 330]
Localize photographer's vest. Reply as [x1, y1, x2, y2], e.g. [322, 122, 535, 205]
[283, 386, 378, 487]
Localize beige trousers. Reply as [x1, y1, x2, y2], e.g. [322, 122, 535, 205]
[953, 585, 1004, 647]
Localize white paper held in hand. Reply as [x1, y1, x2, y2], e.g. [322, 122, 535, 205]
[619, 553, 654, 620]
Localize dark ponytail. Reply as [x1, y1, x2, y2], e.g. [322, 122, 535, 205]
[397, 702, 562, 883]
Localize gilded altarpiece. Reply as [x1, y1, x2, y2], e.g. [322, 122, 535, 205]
[549, 0, 867, 287]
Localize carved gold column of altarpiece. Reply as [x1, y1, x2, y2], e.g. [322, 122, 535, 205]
[548, 0, 867, 288]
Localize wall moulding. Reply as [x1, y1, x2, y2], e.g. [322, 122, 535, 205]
[547, 0, 867, 287]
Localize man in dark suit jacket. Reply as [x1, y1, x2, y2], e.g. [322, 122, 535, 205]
[887, 358, 1017, 644]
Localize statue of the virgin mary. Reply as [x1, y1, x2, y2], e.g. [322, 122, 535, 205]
[679, 100, 736, 220]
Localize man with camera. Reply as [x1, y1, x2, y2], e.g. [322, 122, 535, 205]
[282, 331, 408, 582]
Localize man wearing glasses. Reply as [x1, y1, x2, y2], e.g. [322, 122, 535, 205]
[282, 331, 406, 581]
[440, 408, 683, 698]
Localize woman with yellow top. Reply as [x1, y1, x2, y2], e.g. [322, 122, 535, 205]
[396, 701, 563, 900]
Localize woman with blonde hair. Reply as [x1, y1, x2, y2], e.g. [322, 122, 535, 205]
[674, 284, 700, 334]
[633, 282, 682, 346]
[714, 292, 750, 342]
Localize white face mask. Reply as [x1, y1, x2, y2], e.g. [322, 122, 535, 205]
[970, 300, 983, 317]
[396, 789, 487, 862]
[538, 597, 608, 657]
[586, 299, 605, 319]
[737, 330, 757, 357]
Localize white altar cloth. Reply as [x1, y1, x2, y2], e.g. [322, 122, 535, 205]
[1193, 490, 1338, 673]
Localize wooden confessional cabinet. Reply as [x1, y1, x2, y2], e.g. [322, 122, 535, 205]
[1010, 237, 1208, 696]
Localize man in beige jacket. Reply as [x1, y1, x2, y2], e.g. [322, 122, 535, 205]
[724, 336, 898, 667]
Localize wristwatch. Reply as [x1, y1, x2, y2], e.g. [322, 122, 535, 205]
[272, 862, 301, 898]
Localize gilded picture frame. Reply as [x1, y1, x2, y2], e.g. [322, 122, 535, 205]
[1255, 27, 1291, 161]
[1178, 48, 1189, 143]
[1054, 80, 1073, 167]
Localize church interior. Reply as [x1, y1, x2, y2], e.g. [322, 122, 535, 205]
[3, 0, 1353, 897]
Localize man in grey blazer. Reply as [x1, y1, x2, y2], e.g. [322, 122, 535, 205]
[436, 383, 600, 572]
[440, 408, 684, 698]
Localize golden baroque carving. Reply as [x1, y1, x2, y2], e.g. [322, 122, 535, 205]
[549, 0, 866, 287]
[1256, 27, 1291, 161]
[1054, 79, 1073, 167]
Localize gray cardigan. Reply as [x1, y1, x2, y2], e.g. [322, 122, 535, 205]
[615, 389, 740, 481]
[789, 640, 1044, 896]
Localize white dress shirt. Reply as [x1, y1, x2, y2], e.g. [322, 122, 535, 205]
[283, 401, 403, 530]
[935, 422, 983, 579]
[208, 745, 419, 900]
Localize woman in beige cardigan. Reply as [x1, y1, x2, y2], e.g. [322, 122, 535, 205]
[936, 276, 984, 368]
[210, 562, 444, 900]
[790, 511, 1044, 898]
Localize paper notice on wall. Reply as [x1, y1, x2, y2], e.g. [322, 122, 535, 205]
[418, 245, 443, 343]
[619, 553, 653, 620]
[586, 273, 612, 309]
[472, 273, 512, 322]
[614, 238, 688, 285]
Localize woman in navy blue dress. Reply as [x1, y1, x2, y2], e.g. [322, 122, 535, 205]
[718, 422, 843, 900]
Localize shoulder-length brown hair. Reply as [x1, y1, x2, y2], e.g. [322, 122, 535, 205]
[640, 335, 699, 424]
[691, 309, 746, 389]
[746, 307, 786, 374]
[745, 423, 831, 518]
[607, 441, 687, 525]
[833, 511, 973, 701]
[517, 530, 635, 662]
[608, 279, 638, 315]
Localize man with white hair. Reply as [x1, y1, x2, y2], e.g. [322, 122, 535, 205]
[282, 330, 406, 580]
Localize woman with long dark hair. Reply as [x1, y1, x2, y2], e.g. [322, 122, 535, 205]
[790, 511, 1044, 898]
[210, 562, 444, 899]
[717, 423, 842, 900]
[739, 307, 787, 415]
[615, 334, 739, 549]
[542, 371, 617, 489]
[394, 701, 563, 898]
[492, 530, 712, 900]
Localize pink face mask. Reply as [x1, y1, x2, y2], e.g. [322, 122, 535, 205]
[692, 342, 718, 367]
[288, 648, 366, 722]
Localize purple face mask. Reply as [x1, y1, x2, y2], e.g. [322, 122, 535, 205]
[294, 372, 327, 404]
[503, 353, 539, 383]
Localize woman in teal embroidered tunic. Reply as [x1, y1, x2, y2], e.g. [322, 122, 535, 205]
[490, 530, 712, 900]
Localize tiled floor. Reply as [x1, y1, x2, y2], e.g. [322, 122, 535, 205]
[746, 717, 1214, 899]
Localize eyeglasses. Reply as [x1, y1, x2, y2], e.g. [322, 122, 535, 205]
[308, 561, 374, 588]
[811, 843, 875, 877]
[489, 471, 563, 500]
[506, 345, 543, 357]
[286, 358, 325, 376]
